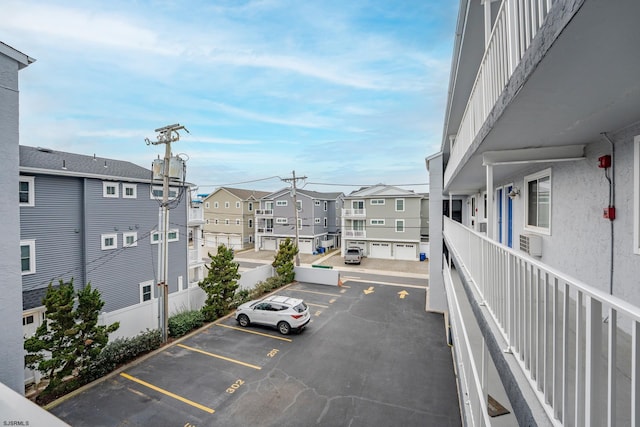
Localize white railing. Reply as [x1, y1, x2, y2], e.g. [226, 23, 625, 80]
[257, 227, 273, 234]
[445, 0, 556, 186]
[344, 229, 366, 238]
[188, 206, 204, 223]
[342, 208, 366, 217]
[255, 209, 273, 216]
[443, 216, 640, 426]
[188, 248, 200, 264]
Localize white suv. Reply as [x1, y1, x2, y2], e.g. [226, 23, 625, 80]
[235, 295, 310, 335]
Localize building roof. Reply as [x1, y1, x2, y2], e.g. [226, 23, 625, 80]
[19, 145, 152, 181]
[0, 41, 35, 69]
[345, 184, 422, 198]
[222, 187, 271, 200]
[263, 187, 343, 200]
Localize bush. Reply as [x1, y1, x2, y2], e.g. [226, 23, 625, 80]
[168, 310, 205, 338]
[83, 329, 162, 382]
[230, 289, 251, 309]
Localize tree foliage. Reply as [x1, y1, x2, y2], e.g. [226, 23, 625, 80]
[272, 238, 298, 284]
[199, 245, 241, 321]
[24, 280, 119, 396]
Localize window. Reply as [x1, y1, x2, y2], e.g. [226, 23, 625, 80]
[249, 202, 253, 211]
[525, 168, 551, 233]
[225, 219, 229, 225]
[214, 219, 219, 225]
[371, 199, 385, 205]
[23, 315, 34, 326]
[370, 219, 385, 225]
[276, 200, 287, 206]
[103, 182, 119, 198]
[19, 176, 35, 206]
[296, 200, 302, 211]
[225, 202, 230, 208]
[635, 136, 640, 254]
[123, 184, 137, 199]
[324, 217, 328, 228]
[395, 199, 405, 212]
[483, 193, 487, 220]
[315, 200, 321, 206]
[298, 218, 302, 230]
[101, 233, 117, 250]
[471, 196, 476, 218]
[123, 232, 137, 247]
[324, 201, 328, 211]
[140, 281, 153, 303]
[205, 202, 210, 209]
[214, 201, 219, 208]
[236, 219, 241, 225]
[150, 186, 177, 200]
[151, 229, 179, 244]
[236, 201, 241, 208]
[276, 218, 288, 224]
[315, 218, 321, 224]
[249, 219, 253, 228]
[20, 240, 36, 275]
[396, 220, 405, 232]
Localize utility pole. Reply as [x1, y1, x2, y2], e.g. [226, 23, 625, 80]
[145, 123, 188, 342]
[281, 170, 306, 266]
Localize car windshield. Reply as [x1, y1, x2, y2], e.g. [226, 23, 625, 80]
[346, 249, 359, 254]
[293, 302, 307, 313]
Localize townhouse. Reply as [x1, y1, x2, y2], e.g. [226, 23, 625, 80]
[428, 1, 640, 425]
[341, 184, 428, 261]
[255, 188, 343, 254]
[201, 187, 269, 252]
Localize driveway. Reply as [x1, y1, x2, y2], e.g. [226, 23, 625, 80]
[49, 280, 460, 426]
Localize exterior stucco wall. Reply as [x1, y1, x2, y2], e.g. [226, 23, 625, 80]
[0, 52, 26, 393]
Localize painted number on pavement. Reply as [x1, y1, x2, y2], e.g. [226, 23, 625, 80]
[226, 379, 245, 394]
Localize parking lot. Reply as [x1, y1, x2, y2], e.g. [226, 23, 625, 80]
[50, 279, 460, 427]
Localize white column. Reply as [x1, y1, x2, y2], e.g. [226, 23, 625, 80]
[486, 164, 494, 240]
[484, 0, 492, 48]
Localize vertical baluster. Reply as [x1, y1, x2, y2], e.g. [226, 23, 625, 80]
[542, 272, 549, 398]
[552, 277, 560, 419]
[585, 296, 602, 426]
[632, 320, 640, 427]
[575, 291, 585, 427]
[607, 308, 616, 427]
[562, 282, 569, 424]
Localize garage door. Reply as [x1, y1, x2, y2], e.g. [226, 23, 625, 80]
[395, 243, 417, 261]
[229, 235, 242, 250]
[369, 242, 392, 259]
[263, 237, 277, 250]
[298, 238, 313, 254]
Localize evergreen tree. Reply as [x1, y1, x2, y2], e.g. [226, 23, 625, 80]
[272, 238, 298, 284]
[24, 280, 119, 396]
[199, 245, 241, 321]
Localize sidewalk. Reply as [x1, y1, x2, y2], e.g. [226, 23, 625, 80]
[234, 248, 430, 280]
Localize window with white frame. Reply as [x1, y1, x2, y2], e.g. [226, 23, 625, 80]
[150, 186, 177, 200]
[20, 240, 36, 275]
[249, 202, 253, 211]
[370, 219, 385, 225]
[323, 201, 328, 211]
[371, 199, 385, 205]
[225, 219, 229, 225]
[123, 232, 137, 247]
[395, 199, 405, 212]
[214, 201, 219, 208]
[395, 219, 405, 232]
[205, 202, 210, 209]
[19, 176, 35, 206]
[297, 218, 302, 230]
[296, 200, 302, 211]
[103, 182, 119, 198]
[525, 168, 552, 233]
[276, 217, 288, 224]
[214, 219, 219, 225]
[101, 233, 117, 250]
[225, 201, 230, 208]
[123, 184, 137, 199]
[323, 217, 327, 228]
[634, 136, 640, 254]
[236, 201, 241, 208]
[151, 229, 179, 244]
[315, 200, 321, 206]
[276, 200, 287, 206]
[236, 219, 241, 225]
[249, 219, 253, 228]
[315, 218, 321, 224]
[139, 280, 153, 303]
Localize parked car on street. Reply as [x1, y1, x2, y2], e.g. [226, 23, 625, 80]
[344, 247, 363, 265]
[235, 295, 310, 335]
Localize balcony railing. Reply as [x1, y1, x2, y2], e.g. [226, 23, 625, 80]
[257, 227, 273, 234]
[344, 229, 366, 238]
[188, 206, 204, 223]
[342, 208, 366, 218]
[443, 216, 640, 426]
[255, 209, 273, 216]
[445, 0, 555, 186]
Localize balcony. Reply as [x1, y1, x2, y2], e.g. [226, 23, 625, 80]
[255, 209, 273, 216]
[443, 216, 639, 426]
[344, 229, 366, 238]
[188, 206, 205, 224]
[188, 248, 201, 265]
[257, 227, 273, 234]
[342, 208, 366, 218]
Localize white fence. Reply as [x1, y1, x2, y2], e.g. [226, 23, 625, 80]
[445, 0, 556, 186]
[444, 216, 640, 426]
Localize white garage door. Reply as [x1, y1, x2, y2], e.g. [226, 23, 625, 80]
[263, 237, 277, 250]
[229, 235, 242, 250]
[370, 242, 392, 259]
[298, 238, 313, 254]
[395, 243, 417, 261]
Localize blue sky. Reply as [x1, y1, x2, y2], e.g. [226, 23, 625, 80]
[2, 0, 457, 194]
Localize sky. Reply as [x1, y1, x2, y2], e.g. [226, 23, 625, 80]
[2, 0, 457, 195]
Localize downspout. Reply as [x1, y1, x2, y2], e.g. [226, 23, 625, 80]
[601, 133, 615, 295]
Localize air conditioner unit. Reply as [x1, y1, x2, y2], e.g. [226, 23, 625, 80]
[519, 234, 542, 257]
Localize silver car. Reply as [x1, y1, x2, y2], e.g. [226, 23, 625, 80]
[235, 295, 310, 335]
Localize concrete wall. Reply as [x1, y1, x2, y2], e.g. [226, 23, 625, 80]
[294, 266, 340, 286]
[426, 154, 447, 312]
[0, 50, 28, 393]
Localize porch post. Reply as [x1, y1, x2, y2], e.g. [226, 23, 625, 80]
[486, 164, 494, 240]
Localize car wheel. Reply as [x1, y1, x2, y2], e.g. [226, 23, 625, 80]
[237, 314, 250, 327]
[278, 321, 291, 335]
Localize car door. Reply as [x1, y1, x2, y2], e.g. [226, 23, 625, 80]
[251, 302, 270, 325]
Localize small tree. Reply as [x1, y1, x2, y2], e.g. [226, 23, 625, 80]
[24, 280, 119, 397]
[199, 245, 241, 321]
[272, 238, 298, 284]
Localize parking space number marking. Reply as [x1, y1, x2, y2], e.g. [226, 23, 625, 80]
[267, 349, 279, 358]
[226, 379, 245, 394]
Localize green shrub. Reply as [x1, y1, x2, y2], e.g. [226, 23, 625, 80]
[168, 310, 205, 338]
[83, 329, 162, 382]
[230, 289, 251, 309]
